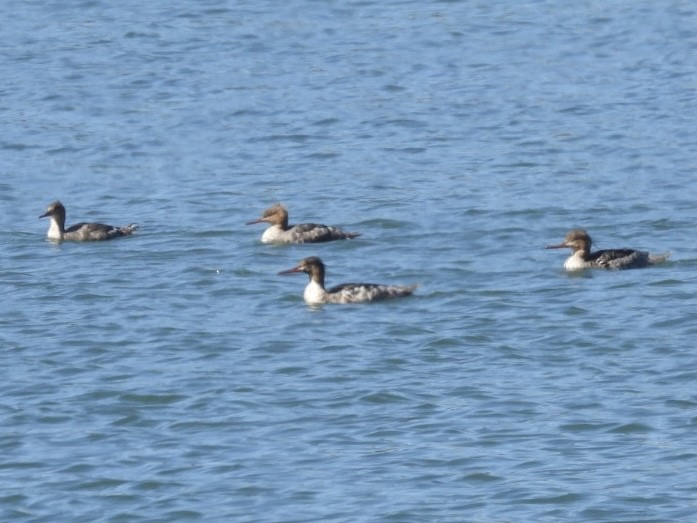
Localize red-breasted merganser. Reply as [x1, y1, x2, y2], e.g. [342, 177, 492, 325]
[246, 204, 360, 244]
[40, 201, 137, 241]
[279, 256, 417, 305]
[546, 229, 670, 270]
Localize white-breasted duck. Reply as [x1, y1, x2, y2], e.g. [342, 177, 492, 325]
[279, 256, 417, 305]
[40, 200, 137, 241]
[545, 229, 670, 270]
[246, 203, 359, 244]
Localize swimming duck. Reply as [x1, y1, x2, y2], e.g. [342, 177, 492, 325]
[546, 229, 669, 270]
[247, 203, 360, 244]
[279, 256, 416, 305]
[40, 200, 137, 241]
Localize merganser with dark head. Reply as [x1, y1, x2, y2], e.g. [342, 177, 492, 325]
[247, 203, 360, 244]
[546, 229, 670, 270]
[40, 200, 137, 241]
[279, 256, 417, 305]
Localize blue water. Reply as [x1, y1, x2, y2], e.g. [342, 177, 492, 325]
[2, 1, 697, 521]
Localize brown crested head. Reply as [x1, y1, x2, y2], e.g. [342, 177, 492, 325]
[278, 256, 326, 284]
[246, 203, 289, 228]
[40, 200, 66, 220]
[546, 228, 592, 253]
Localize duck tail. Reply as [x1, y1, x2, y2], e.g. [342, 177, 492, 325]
[649, 252, 671, 265]
[120, 223, 138, 235]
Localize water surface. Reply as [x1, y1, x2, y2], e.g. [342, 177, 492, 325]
[2, 1, 697, 521]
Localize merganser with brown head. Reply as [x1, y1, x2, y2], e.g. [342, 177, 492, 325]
[40, 200, 137, 241]
[279, 256, 417, 305]
[546, 229, 670, 270]
[247, 203, 360, 244]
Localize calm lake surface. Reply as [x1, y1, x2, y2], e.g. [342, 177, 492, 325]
[2, 1, 697, 521]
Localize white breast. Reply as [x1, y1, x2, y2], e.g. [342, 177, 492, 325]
[564, 253, 590, 271]
[260, 225, 285, 244]
[303, 280, 327, 305]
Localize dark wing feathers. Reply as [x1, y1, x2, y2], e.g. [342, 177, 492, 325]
[326, 283, 416, 303]
[591, 249, 650, 270]
[65, 222, 136, 241]
[289, 223, 358, 243]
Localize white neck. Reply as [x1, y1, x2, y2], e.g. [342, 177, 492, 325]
[47, 218, 63, 240]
